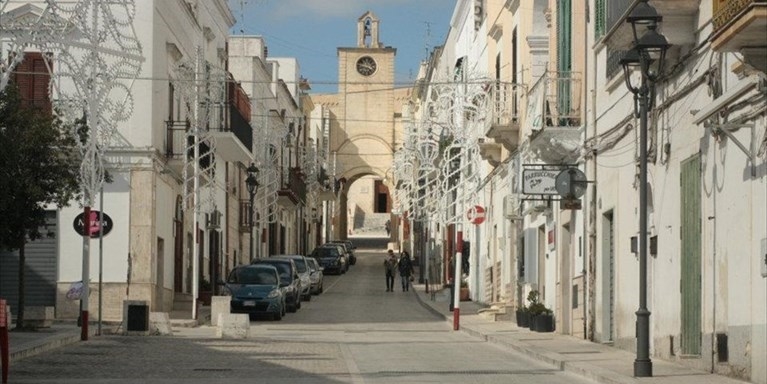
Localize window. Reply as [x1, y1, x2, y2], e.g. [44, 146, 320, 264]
[595, 0, 606, 39]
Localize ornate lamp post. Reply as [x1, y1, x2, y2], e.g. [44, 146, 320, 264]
[620, 0, 670, 377]
[246, 163, 260, 261]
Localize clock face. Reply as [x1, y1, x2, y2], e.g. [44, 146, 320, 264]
[356, 56, 377, 76]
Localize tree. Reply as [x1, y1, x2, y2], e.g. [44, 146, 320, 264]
[0, 85, 80, 329]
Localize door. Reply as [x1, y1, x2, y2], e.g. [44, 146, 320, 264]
[680, 154, 702, 355]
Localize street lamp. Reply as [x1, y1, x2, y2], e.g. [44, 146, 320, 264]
[620, 0, 670, 378]
[245, 163, 260, 262]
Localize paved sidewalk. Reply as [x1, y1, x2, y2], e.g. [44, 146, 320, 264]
[411, 283, 745, 384]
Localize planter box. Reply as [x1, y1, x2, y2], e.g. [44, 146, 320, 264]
[515, 309, 529, 327]
[532, 313, 555, 332]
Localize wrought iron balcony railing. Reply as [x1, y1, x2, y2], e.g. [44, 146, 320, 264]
[713, 0, 766, 31]
[528, 71, 582, 131]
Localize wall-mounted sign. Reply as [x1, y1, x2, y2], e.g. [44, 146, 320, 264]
[73, 210, 114, 238]
[467, 205, 486, 225]
[522, 169, 559, 195]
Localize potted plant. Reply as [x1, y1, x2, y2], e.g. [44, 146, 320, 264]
[533, 307, 555, 332]
[459, 280, 470, 301]
[515, 304, 530, 327]
[526, 290, 554, 332]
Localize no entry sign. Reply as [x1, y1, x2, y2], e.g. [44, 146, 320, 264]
[467, 205, 486, 225]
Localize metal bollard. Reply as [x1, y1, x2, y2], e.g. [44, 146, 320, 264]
[1, 298, 9, 383]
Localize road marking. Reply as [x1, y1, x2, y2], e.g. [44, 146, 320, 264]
[340, 343, 365, 384]
[324, 274, 344, 292]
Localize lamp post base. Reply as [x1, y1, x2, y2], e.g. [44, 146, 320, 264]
[634, 359, 652, 377]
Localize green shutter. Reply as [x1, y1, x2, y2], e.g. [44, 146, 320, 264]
[680, 154, 702, 356]
[595, 0, 606, 38]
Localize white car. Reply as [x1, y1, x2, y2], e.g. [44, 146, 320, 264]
[271, 255, 312, 301]
[306, 257, 324, 295]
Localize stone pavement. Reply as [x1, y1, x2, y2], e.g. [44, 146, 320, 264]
[411, 283, 746, 384]
[1, 288, 747, 384]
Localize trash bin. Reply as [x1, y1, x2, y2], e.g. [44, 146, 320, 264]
[447, 283, 455, 312]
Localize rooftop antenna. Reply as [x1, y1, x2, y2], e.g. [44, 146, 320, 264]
[422, 21, 432, 60]
[238, 0, 248, 34]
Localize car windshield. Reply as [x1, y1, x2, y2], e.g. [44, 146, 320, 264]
[229, 268, 277, 285]
[293, 258, 307, 273]
[306, 260, 317, 272]
[255, 261, 292, 280]
[313, 248, 338, 258]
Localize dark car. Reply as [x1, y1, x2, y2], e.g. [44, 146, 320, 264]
[252, 258, 302, 312]
[271, 255, 312, 301]
[220, 264, 286, 320]
[310, 245, 347, 275]
[328, 240, 356, 265]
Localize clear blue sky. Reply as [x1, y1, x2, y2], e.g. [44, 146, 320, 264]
[229, 0, 455, 94]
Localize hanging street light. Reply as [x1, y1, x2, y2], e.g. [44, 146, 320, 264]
[246, 163, 260, 261]
[620, 0, 671, 378]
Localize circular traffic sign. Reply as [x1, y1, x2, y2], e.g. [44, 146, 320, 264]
[467, 205, 486, 225]
[555, 168, 587, 199]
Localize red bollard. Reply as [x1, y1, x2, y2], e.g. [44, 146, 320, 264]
[1, 298, 9, 384]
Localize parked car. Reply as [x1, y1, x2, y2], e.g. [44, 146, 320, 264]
[328, 240, 356, 265]
[220, 264, 286, 321]
[271, 255, 312, 301]
[310, 245, 347, 275]
[305, 257, 324, 295]
[323, 243, 351, 272]
[251, 258, 302, 312]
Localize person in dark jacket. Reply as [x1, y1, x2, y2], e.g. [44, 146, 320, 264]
[398, 251, 413, 291]
[384, 249, 398, 292]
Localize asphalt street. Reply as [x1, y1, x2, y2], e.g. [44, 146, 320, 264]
[6, 235, 596, 384]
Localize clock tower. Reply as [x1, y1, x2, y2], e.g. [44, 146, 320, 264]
[337, 11, 396, 115]
[312, 11, 406, 241]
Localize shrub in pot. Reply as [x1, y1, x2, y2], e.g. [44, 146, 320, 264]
[515, 306, 529, 327]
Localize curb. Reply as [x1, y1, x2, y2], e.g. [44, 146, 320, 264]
[412, 287, 631, 384]
[9, 326, 102, 363]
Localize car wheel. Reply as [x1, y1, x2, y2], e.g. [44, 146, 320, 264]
[273, 310, 282, 321]
[319, 283, 323, 294]
[304, 293, 312, 301]
[288, 303, 297, 313]
[296, 297, 301, 309]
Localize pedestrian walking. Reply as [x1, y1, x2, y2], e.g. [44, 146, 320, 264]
[384, 249, 398, 292]
[398, 251, 413, 291]
[384, 219, 391, 236]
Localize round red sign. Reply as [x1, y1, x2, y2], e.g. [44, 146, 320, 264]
[467, 205, 486, 225]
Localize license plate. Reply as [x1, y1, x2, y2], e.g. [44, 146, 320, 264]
[243, 300, 256, 306]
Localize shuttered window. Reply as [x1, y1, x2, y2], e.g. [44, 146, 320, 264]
[595, 0, 606, 38]
[11, 52, 52, 114]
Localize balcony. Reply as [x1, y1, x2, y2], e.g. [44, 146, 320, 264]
[164, 120, 214, 175]
[277, 167, 307, 209]
[484, 81, 523, 151]
[526, 72, 583, 164]
[209, 80, 254, 165]
[165, 83, 254, 169]
[602, 0, 699, 51]
[710, 0, 767, 72]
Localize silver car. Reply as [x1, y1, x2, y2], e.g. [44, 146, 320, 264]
[305, 257, 324, 295]
[271, 255, 312, 301]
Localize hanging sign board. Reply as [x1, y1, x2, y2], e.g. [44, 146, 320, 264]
[522, 169, 559, 195]
[73, 210, 114, 238]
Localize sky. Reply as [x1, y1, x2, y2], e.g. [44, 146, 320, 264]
[228, 0, 456, 94]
